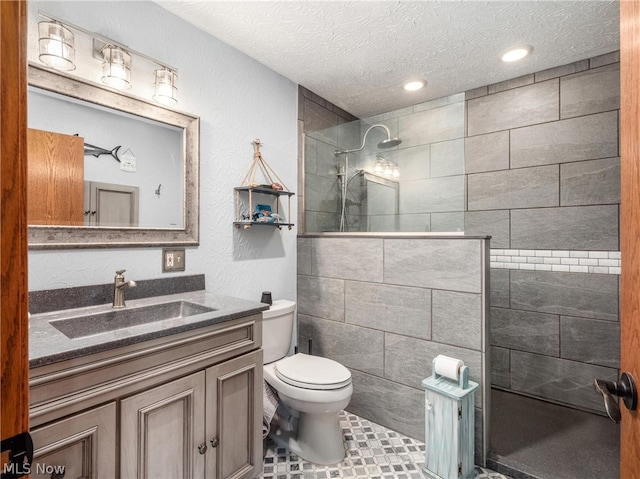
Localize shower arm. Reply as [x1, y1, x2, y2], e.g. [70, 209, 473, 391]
[334, 124, 393, 156]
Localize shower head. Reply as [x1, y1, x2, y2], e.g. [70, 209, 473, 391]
[334, 123, 402, 156]
[378, 137, 402, 149]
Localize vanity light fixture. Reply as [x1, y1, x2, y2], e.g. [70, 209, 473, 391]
[101, 46, 132, 90]
[153, 68, 178, 106]
[403, 80, 425, 92]
[376, 156, 400, 179]
[501, 45, 533, 63]
[38, 20, 76, 71]
[37, 11, 179, 105]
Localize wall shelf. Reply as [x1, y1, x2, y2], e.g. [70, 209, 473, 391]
[234, 186, 295, 230]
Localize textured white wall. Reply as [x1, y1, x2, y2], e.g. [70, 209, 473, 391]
[27, 1, 298, 304]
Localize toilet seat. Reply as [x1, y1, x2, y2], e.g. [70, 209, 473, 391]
[275, 354, 351, 390]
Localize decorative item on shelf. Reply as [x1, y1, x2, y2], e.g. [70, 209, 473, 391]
[234, 139, 295, 230]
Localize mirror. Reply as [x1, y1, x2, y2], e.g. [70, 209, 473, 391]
[27, 64, 199, 249]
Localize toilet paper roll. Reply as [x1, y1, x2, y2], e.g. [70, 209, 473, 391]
[434, 355, 464, 381]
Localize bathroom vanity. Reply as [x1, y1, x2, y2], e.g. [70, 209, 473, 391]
[28, 291, 267, 479]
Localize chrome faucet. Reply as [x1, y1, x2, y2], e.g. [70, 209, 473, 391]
[113, 269, 137, 308]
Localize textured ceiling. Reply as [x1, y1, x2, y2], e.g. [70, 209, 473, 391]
[156, 1, 619, 118]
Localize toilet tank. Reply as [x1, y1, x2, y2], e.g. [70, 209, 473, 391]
[262, 299, 296, 364]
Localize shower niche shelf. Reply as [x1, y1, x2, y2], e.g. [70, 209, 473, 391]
[234, 186, 295, 230]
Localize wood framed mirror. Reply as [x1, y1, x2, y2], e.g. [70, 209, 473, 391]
[27, 64, 199, 249]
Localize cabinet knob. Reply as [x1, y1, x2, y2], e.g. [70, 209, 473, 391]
[198, 443, 207, 455]
[210, 437, 219, 448]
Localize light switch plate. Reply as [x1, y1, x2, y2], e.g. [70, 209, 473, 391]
[162, 248, 185, 272]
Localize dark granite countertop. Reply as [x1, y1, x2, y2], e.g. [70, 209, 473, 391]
[29, 291, 269, 369]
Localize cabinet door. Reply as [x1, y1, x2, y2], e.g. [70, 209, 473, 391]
[205, 350, 263, 479]
[30, 402, 116, 479]
[120, 371, 206, 479]
[27, 128, 84, 226]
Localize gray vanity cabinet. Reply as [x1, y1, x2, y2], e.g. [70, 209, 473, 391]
[120, 371, 207, 478]
[30, 312, 264, 479]
[30, 402, 117, 479]
[204, 349, 263, 479]
[120, 350, 263, 479]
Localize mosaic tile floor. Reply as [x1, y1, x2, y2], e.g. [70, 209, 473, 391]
[259, 411, 509, 479]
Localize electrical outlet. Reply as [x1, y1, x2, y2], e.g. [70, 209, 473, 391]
[162, 248, 185, 272]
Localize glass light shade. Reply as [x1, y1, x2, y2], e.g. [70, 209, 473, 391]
[384, 162, 393, 176]
[153, 69, 178, 106]
[38, 21, 76, 71]
[392, 166, 400, 178]
[102, 47, 132, 90]
[374, 158, 384, 173]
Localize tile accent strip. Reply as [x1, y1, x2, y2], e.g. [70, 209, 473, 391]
[490, 249, 621, 274]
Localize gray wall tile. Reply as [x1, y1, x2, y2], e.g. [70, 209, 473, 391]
[399, 102, 465, 148]
[510, 205, 619, 250]
[384, 239, 482, 293]
[510, 351, 617, 412]
[431, 212, 464, 233]
[397, 213, 431, 232]
[312, 238, 384, 282]
[304, 211, 339, 232]
[298, 315, 384, 376]
[488, 74, 534, 95]
[534, 59, 589, 83]
[385, 333, 483, 408]
[297, 275, 345, 321]
[560, 64, 620, 119]
[465, 131, 510, 174]
[465, 86, 488, 100]
[510, 270, 619, 321]
[491, 346, 510, 388]
[490, 268, 510, 308]
[348, 370, 425, 441]
[399, 176, 465, 214]
[590, 51, 620, 68]
[467, 80, 559, 136]
[468, 165, 559, 211]
[297, 237, 312, 275]
[305, 173, 339, 213]
[304, 136, 318, 174]
[431, 139, 465, 177]
[368, 215, 398, 232]
[490, 307, 559, 356]
[397, 145, 430, 181]
[560, 316, 620, 369]
[432, 290, 482, 350]
[510, 111, 618, 168]
[304, 98, 339, 145]
[560, 157, 620, 206]
[465, 210, 510, 249]
[345, 281, 431, 339]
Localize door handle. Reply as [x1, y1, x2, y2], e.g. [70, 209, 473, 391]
[593, 372, 638, 423]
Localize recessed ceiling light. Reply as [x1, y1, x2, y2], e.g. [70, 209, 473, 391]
[501, 45, 533, 63]
[404, 80, 425, 91]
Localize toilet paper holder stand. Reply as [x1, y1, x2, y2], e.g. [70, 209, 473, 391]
[432, 357, 470, 390]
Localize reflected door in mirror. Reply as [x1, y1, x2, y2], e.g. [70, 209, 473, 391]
[84, 181, 139, 227]
[27, 128, 84, 225]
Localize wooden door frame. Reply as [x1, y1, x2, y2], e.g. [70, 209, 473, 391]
[620, 1, 640, 477]
[1, 0, 30, 463]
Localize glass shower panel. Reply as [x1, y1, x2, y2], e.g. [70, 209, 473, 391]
[304, 93, 465, 233]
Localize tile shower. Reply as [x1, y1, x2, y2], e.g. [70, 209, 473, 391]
[297, 235, 490, 465]
[297, 49, 620, 477]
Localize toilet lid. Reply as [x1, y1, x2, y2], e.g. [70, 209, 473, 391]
[275, 354, 351, 390]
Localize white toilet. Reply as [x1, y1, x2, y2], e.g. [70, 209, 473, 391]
[263, 300, 353, 465]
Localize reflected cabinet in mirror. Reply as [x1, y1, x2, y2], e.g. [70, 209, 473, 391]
[27, 64, 200, 249]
